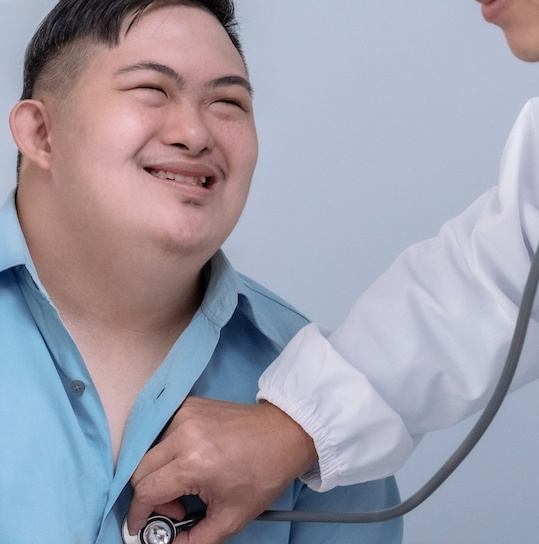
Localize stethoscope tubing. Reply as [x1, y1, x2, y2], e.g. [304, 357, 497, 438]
[258, 242, 539, 523]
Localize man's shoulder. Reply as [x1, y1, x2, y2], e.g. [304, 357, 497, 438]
[237, 273, 309, 348]
[239, 273, 306, 319]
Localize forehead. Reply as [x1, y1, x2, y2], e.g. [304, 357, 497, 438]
[85, 3, 247, 82]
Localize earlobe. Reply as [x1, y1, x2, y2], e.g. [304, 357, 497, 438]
[9, 99, 53, 171]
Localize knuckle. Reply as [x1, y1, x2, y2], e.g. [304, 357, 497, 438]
[185, 447, 210, 469]
[221, 517, 247, 538]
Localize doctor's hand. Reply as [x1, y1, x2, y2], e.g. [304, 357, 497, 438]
[127, 396, 317, 544]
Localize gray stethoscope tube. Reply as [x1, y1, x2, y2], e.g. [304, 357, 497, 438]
[260, 242, 539, 523]
[124, 244, 539, 543]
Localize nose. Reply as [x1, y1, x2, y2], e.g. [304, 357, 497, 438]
[163, 102, 213, 155]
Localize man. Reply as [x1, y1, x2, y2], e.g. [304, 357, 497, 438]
[127, 0, 539, 542]
[0, 0, 403, 542]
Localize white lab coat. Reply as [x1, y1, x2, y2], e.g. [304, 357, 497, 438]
[257, 98, 539, 492]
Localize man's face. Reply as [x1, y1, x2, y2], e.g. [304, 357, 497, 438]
[476, 0, 539, 61]
[42, 3, 258, 260]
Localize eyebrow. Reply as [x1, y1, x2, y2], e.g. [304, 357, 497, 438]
[204, 75, 253, 97]
[116, 62, 184, 85]
[115, 62, 253, 96]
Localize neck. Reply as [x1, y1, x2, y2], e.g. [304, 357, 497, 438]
[16, 189, 208, 339]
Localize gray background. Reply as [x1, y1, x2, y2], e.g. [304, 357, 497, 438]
[2, 1, 539, 542]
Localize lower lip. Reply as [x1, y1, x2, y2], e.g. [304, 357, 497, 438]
[481, 0, 508, 23]
[148, 172, 214, 193]
[159, 179, 214, 199]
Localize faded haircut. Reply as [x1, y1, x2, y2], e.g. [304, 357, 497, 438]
[22, 0, 244, 100]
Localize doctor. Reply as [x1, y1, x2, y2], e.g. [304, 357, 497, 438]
[127, 0, 539, 542]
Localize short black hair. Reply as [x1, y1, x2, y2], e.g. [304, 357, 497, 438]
[21, 0, 244, 100]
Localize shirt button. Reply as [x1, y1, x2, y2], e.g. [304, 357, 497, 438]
[70, 380, 86, 396]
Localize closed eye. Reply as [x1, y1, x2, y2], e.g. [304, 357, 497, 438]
[215, 97, 251, 112]
[137, 85, 167, 95]
[219, 98, 241, 106]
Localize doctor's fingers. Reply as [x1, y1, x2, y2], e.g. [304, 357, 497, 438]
[128, 453, 263, 543]
[128, 412, 236, 533]
[128, 444, 210, 533]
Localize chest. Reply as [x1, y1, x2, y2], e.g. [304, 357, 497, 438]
[0, 272, 293, 543]
[75, 341, 168, 464]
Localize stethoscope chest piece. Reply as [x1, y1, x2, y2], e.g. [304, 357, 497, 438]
[122, 514, 200, 544]
[143, 516, 176, 544]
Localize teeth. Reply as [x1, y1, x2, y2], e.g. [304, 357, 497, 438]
[151, 169, 206, 187]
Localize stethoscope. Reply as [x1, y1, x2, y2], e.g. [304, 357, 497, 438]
[123, 243, 539, 544]
[122, 513, 203, 544]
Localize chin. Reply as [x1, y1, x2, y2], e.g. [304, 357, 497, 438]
[505, 34, 539, 62]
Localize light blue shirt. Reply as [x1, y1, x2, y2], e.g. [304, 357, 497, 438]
[0, 192, 402, 543]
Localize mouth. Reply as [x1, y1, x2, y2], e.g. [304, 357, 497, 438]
[477, 0, 507, 23]
[145, 167, 211, 189]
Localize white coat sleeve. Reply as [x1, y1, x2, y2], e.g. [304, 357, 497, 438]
[257, 98, 539, 492]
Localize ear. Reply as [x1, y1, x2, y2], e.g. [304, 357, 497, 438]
[9, 99, 53, 171]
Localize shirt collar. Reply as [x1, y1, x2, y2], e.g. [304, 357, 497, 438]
[203, 250, 307, 351]
[200, 249, 249, 327]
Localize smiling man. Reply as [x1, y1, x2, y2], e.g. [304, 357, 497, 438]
[0, 1, 403, 543]
[126, 1, 539, 543]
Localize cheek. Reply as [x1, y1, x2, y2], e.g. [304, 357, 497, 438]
[519, 0, 539, 21]
[247, 128, 259, 172]
[74, 104, 158, 163]
[226, 123, 258, 179]
[219, 126, 257, 227]
[231, 137, 257, 221]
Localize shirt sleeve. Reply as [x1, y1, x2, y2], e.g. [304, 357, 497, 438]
[257, 98, 539, 492]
